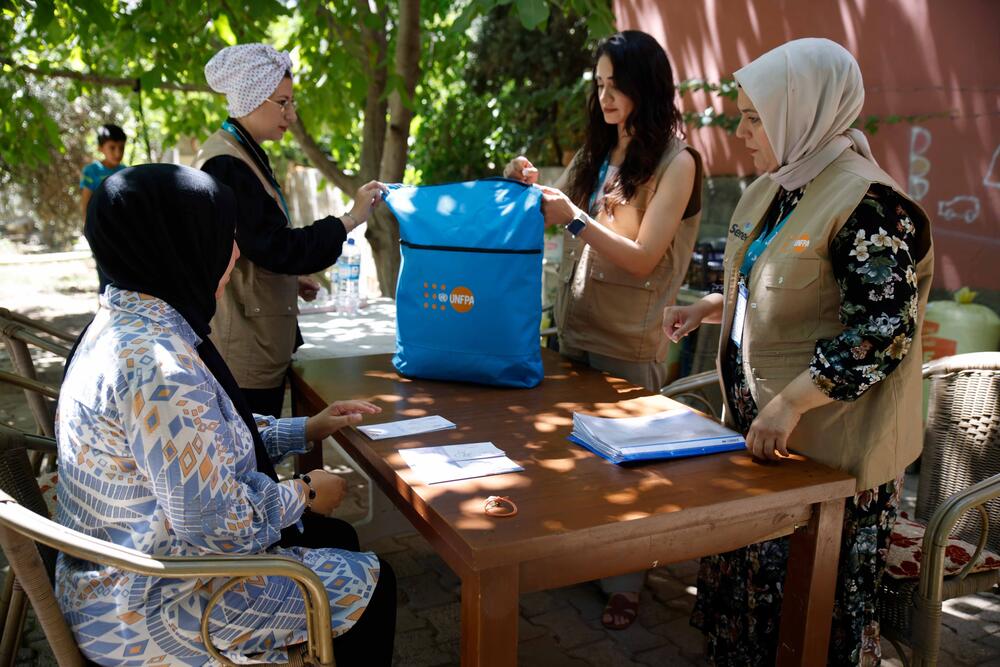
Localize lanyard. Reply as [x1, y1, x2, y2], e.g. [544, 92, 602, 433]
[221, 121, 292, 222]
[739, 210, 793, 278]
[587, 157, 611, 215]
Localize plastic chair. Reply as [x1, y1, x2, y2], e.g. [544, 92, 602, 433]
[880, 352, 1000, 666]
[0, 425, 335, 667]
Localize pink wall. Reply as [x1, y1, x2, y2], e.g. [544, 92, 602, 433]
[614, 0, 1000, 293]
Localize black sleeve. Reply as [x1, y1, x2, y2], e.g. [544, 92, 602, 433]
[809, 186, 920, 401]
[201, 155, 348, 275]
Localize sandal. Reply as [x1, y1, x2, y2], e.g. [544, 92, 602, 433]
[601, 592, 639, 630]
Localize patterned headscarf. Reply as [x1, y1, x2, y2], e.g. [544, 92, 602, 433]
[205, 43, 293, 118]
[734, 38, 877, 190]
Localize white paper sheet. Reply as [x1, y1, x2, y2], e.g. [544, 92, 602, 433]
[358, 415, 456, 440]
[398, 442, 524, 484]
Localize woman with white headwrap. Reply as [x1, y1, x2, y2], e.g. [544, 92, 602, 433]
[663, 38, 933, 664]
[196, 43, 387, 419]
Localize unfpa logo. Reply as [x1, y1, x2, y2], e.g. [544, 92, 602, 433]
[422, 282, 475, 313]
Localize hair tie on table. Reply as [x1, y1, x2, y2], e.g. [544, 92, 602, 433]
[484, 495, 517, 517]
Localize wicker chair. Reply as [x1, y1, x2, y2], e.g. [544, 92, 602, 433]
[880, 352, 1000, 667]
[0, 308, 74, 438]
[0, 425, 336, 666]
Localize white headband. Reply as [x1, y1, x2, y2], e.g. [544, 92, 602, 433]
[205, 44, 293, 118]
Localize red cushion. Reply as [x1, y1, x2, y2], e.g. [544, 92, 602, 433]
[886, 513, 1000, 580]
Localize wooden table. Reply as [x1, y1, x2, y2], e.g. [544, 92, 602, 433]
[291, 351, 855, 666]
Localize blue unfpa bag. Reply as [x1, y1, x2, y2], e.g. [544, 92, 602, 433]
[385, 179, 544, 388]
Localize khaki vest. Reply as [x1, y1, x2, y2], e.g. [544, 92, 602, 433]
[718, 149, 934, 491]
[556, 139, 704, 362]
[193, 130, 299, 389]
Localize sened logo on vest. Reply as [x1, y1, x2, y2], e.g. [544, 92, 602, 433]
[422, 282, 475, 313]
[730, 221, 753, 241]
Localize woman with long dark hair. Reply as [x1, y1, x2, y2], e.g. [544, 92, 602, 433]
[505, 30, 703, 630]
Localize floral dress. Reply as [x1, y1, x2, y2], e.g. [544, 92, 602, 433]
[56, 288, 380, 666]
[692, 185, 920, 666]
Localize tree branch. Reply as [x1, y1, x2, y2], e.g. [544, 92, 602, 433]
[288, 117, 361, 194]
[1, 59, 214, 93]
[380, 0, 420, 182]
[315, 4, 367, 66]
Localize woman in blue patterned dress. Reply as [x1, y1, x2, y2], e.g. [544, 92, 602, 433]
[57, 164, 396, 665]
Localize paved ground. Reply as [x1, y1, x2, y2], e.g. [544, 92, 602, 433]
[2, 253, 999, 666]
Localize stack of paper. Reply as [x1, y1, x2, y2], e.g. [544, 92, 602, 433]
[398, 442, 524, 484]
[358, 415, 456, 440]
[569, 407, 745, 464]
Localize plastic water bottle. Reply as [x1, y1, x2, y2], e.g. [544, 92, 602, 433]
[335, 253, 351, 313]
[341, 238, 361, 314]
[328, 261, 342, 308]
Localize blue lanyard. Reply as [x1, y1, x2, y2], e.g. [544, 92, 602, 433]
[739, 211, 793, 278]
[588, 157, 611, 215]
[221, 121, 292, 222]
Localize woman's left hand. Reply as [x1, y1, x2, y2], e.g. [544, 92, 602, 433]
[539, 185, 583, 228]
[744, 371, 835, 461]
[347, 181, 390, 228]
[745, 394, 801, 461]
[305, 400, 382, 442]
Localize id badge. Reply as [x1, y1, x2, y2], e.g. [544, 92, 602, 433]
[730, 284, 749, 348]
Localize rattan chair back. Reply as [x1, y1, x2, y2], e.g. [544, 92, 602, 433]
[916, 352, 1000, 553]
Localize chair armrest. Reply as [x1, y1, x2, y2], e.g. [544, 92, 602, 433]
[21, 434, 57, 456]
[661, 370, 719, 397]
[0, 371, 59, 400]
[919, 472, 1000, 600]
[922, 352, 1000, 378]
[0, 495, 334, 666]
[0, 309, 77, 345]
[0, 324, 72, 357]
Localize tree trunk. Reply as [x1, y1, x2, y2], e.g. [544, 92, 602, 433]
[380, 0, 421, 183]
[368, 0, 421, 298]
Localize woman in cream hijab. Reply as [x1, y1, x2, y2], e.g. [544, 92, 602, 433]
[664, 38, 934, 664]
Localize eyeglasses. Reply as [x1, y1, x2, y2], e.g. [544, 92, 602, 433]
[264, 97, 297, 114]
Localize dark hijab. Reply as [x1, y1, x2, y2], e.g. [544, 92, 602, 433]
[68, 164, 279, 482]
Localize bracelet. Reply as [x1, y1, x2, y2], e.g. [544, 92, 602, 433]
[342, 212, 360, 229]
[484, 495, 518, 518]
[294, 473, 317, 510]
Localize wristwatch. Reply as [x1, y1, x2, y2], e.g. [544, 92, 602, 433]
[565, 215, 588, 237]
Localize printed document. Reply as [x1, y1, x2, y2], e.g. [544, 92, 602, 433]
[399, 442, 524, 484]
[358, 415, 456, 440]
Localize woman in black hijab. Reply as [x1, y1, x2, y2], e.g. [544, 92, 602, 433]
[59, 164, 396, 666]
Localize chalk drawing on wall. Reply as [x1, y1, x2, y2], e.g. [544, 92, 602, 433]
[908, 126, 932, 201]
[985, 144, 1000, 189]
[937, 196, 981, 224]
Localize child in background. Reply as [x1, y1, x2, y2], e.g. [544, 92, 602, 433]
[80, 123, 128, 292]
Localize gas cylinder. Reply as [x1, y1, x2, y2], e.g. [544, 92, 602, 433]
[921, 287, 1000, 418]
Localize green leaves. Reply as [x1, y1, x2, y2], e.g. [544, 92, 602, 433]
[514, 0, 549, 29]
[213, 14, 237, 46]
[28, 0, 55, 32]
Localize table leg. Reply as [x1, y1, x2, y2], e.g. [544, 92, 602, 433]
[461, 563, 519, 667]
[777, 497, 846, 666]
